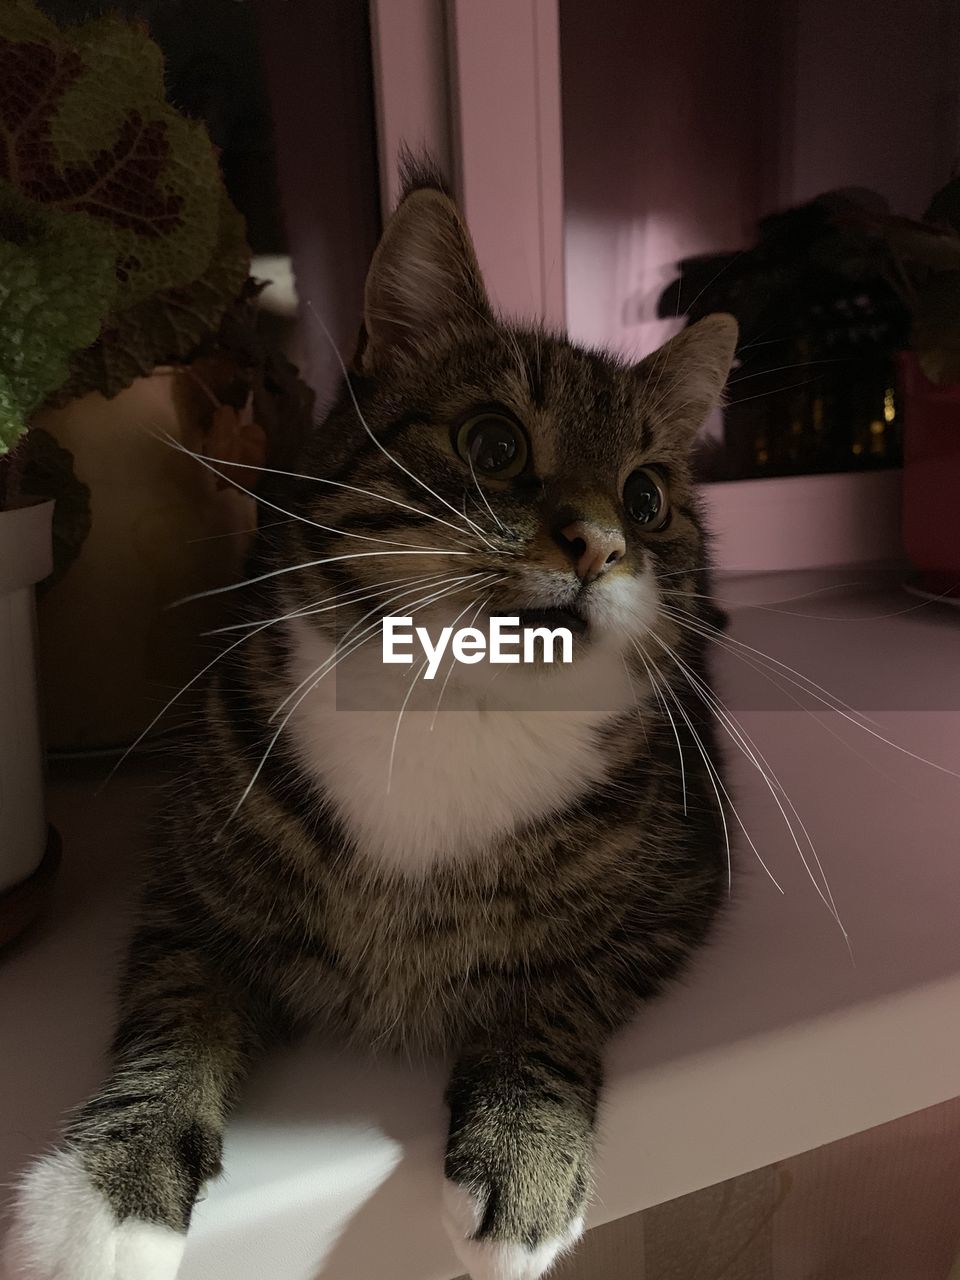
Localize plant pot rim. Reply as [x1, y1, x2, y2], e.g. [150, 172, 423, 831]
[0, 496, 54, 595]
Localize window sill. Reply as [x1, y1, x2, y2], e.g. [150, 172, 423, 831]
[1, 569, 957, 1279]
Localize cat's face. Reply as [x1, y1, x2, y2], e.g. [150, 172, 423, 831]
[286, 182, 736, 698]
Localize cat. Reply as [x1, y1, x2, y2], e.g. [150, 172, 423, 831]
[4, 158, 738, 1280]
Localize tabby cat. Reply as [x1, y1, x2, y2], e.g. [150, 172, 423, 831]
[5, 161, 738, 1280]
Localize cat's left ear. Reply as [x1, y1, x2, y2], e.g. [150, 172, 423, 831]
[360, 186, 492, 371]
[637, 314, 739, 442]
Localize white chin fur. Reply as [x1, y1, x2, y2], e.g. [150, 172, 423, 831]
[443, 1179, 584, 1280]
[3, 1150, 185, 1280]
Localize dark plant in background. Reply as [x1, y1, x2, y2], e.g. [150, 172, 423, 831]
[0, 0, 310, 578]
[661, 180, 960, 480]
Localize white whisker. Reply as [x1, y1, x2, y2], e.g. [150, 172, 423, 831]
[101, 613, 279, 787]
[387, 657, 429, 794]
[305, 300, 502, 550]
[663, 604, 960, 780]
[156, 429, 459, 555]
[662, 603, 885, 731]
[224, 573, 504, 826]
[270, 570, 495, 721]
[638, 652, 686, 815]
[430, 594, 492, 730]
[467, 449, 506, 532]
[173, 452, 481, 551]
[207, 570, 454, 636]
[173, 548, 471, 607]
[653, 632, 843, 935]
[634, 641, 737, 894]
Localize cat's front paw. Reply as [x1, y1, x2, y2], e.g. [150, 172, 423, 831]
[442, 1179, 584, 1280]
[2, 1149, 186, 1280]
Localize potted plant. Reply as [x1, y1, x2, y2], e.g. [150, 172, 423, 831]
[660, 190, 911, 479]
[0, 0, 315, 770]
[843, 181, 960, 597]
[664, 178, 960, 595]
[0, 0, 311, 933]
[0, 460, 57, 945]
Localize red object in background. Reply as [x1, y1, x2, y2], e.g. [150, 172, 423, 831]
[900, 352, 960, 596]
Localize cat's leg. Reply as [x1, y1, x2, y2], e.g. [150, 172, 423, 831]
[3, 937, 264, 1280]
[442, 1018, 603, 1280]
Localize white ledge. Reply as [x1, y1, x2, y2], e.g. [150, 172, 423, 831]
[1, 571, 958, 1279]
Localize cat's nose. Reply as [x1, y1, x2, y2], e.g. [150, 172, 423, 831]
[556, 520, 626, 583]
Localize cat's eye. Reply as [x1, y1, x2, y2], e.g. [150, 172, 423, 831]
[623, 467, 670, 530]
[455, 413, 528, 479]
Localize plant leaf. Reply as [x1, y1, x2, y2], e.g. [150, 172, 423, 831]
[0, 0, 249, 414]
[0, 205, 116, 452]
[0, 2, 222, 307]
[55, 193, 250, 403]
[924, 178, 960, 235]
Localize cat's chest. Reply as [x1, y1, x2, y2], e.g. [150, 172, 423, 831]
[282, 622, 617, 873]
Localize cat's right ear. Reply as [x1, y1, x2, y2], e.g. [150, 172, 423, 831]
[359, 187, 492, 371]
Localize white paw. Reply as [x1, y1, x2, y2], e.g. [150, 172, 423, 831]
[2, 1149, 186, 1280]
[442, 1179, 584, 1280]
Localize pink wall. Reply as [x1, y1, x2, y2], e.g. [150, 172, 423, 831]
[560, 0, 959, 361]
[255, 0, 381, 406]
[783, 0, 958, 217]
[560, 0, 776, 359]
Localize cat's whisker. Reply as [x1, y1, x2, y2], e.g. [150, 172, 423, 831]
[387, 656, 430, 794]
[169, 450, 484, 552]
[207, 569, 455, 636]
[664, 603, 960, 778]
[187, 517, 295, 544]
[662, 604, 944, 820]
[430, 594, 494, 730]
[270, 570, 497, 721]
[270, 571, 491, 721]
[632, 641, 735, 894]
[100, 609, 284, 789]
[639, 330, 676, 423]
[727, 356, 847, 385]
[173, 548, 473, 608]
[226, 573, 504, 827]
[632, 651, 686, 814]
[673, 248, 748, 331]
[647, 640, 787, 899]
[652, 632, 843, 932]
[661, 602, 886, 732]
[670, 609, 926, 800]
[724, 377, 822, 407]
[655, 566, 714, 580]
[661, 579, 867, 608]
[156, 429, 467, 555]
[305, 300, 503, 551]
[618, 653, 650, 751]
[741, 590, 958, 623]
[467, 449, 506, 532]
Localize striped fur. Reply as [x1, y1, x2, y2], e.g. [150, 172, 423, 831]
[4, 162, 737, 1280]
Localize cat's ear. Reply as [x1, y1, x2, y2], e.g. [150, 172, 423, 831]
[360, 187, 492, 370]
[638, 314, 739, 441]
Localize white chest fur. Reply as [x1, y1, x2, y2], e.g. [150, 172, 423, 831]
[282, 618, 634, 874]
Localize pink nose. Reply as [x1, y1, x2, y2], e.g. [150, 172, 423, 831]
[558, 520, 626, 584]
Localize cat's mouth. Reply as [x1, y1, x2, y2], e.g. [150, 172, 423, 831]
[490, 606, 589, 637]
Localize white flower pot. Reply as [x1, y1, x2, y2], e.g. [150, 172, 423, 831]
[0, 499, 54, 903]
